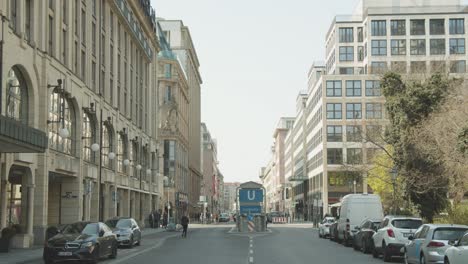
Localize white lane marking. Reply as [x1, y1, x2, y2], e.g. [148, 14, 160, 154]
[112, 234, 179, 263]
[250, 249, 253, 254]
[249, 256, 254, 263]
[250, 244, 253, 248]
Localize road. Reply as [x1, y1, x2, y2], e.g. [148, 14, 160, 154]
[91, 223, 403, 264]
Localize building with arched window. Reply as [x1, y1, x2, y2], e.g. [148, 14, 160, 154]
[0, 0, 163, 248]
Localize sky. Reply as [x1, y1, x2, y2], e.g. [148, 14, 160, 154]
[152, 0, 360, 183]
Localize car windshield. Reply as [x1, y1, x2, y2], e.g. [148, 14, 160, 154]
[433, 228, 468, 241]
[62, 222, 87, 234]
[116, 219, 133, 228]
[105, 219, 119, 228]
[326, 219, 335, 223]
[81, 223, 99, 235]
[392, 219, 423, 229]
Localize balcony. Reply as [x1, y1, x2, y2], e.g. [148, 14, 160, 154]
[0, 115, 48, 153]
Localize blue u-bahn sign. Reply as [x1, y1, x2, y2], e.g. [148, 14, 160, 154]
[239, 189, 263, 203]
[240, 205, 262, 215]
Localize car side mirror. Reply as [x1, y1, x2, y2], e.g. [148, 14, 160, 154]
[448, 240, 458, 246]
[355, 226, 360, 231]
[132, 225, 137, 229]
[408, 235, 414, 241]
[99, 230, 105, 237]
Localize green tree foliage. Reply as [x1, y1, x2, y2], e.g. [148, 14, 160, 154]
[381, 72, 453, 222]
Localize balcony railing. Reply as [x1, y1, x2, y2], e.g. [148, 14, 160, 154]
[0, 115, 47, 153]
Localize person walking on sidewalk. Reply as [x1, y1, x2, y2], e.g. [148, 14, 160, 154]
[181, 215, 189, 238]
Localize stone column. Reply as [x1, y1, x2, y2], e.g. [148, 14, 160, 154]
[362, 172, 368, 194]
[0, 179, 7, 229]
[27, 186, 34, 236]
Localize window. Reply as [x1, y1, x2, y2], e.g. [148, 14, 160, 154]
[92, 61, 96, 90]
[431, 61, 445, 72]
[366, 80, 381, 96]
[347, 148, 362, 164]
[371, 20, 386, 36]
[81, 51, 86, 79]
[328, 171, 346, 186]
[48, 93, 73, 154]
[410, 19, 425, 35]
[339, 46, 354, 61]
[327, 126, 342, 142]
[460, 234, 468, 246]
[366, 148, 379, 164]
[449, 38, 465, 54]
[370, 62, 387, 74]
[449, 19, 465, 34]
[6, 68, 28, 123]
[25, 0, 32, 41]
[62, 29, 67, 64]
[81, 9, 86, 45]
[371, 40, 387, 56]
[357, 27, 363, 42]
[327, 149, 343, 164]
[450, 60, 466, 73]
[339, 28, 354, 43]
[165, 86, 172, 102]
[48, 16, 54, 56]
[346, 126, 361, 142]
[326, 81, 342, 97]
[410, 39, 426, 55]
[430, 39, 446, 55]
[346, 103, 362, 119]
[339, 67, 354, 75]
[391, 40, 406, 55]
[411, 61, 427, 73]
[10, 0, 17, 31]
[102, 124, 113, 168]
[430, 19, 445, 35]
[326, 103, 342, 119]
[164, 64, 172, 78]
[82, 113, 95, 162]
[101, 0, 106, 29]
[366, 125, 382, 140]
[92, 0, 97, 16]
[92, 22, 96, 56]
[391, 61, 407, 73]
[391, 20, 405, 35]
[366, 103, 383, 119]
[358, 46, 364, 61]
[346, 80, 361, 97]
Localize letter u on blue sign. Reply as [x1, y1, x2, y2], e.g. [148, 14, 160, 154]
[239, 189, 263, 203]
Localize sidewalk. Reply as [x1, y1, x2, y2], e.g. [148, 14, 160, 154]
[0, 228, 166, 264]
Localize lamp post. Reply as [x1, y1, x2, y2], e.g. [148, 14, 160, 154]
[390, 167, 398, 215]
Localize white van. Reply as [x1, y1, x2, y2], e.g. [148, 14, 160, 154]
[336, 194, 384, 246]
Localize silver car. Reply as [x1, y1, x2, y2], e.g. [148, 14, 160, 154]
[318, 217, 335, 238]
[404, 224, 468, 264]
[105, 217, 142, 247]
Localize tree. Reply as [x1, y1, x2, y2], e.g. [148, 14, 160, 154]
[381, 72, 455, 222]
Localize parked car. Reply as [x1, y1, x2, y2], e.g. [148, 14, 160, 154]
[372, 216, 423, 262]
[43, 221, 118, 264]
[444, 230, 468, 264]
[318, 217, 335, 238]
[105, 217, 141, 248]
[352, 219, 381, 254]
[329, 222, 339, 242]
[337, 194, 384, 246]
[404, 224, 468, 264]
[219, 213, 230, 222]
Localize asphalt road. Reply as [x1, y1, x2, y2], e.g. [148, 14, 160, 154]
[97, 223, 404, 264]
[34, 224, 404, 264]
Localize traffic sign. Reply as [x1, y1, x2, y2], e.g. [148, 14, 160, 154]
[239, 189, 263, 203]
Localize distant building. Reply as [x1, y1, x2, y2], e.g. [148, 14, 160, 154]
[223, 182, 241, 212]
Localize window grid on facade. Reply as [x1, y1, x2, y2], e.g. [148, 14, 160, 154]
[410, 39, 426, 55]
[326, 103, 342, 119]
[410, 19, 425, 35]
[391, 20, 406, 35]
[25, 0, 32, 41]
[430, 39, 446, 55]
[326, 81, 342, 97]
[366, 103, 383, 119]
[371, 40, 387, 56]
[346, 80, 361, 97]
[339, 28, 354, 43]
[365, 80, 381, 96]
[346, 103, 362, 119]
[327, 125, 342, 142]
[449, 38, 465, 54]
[449, 19, 465, 34]
[358, 27, 363, 42]
[339, 46, 354, 61]
[327, 148, 343, 165]
[450, 60, 466, 73]
[370, 62, 387, 74]
[391, 40, 406, 55]
[347, 148, 363, 164]
[371, 20, 386, 36]
[411, 61, 427, 73]
[430, 19, 445, 35]
[346, 125, 362, 142]
[10, 0, 17, 31]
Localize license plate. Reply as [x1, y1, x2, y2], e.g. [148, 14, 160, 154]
[403, 233, 413, 237]
[58, 252, 72, 256]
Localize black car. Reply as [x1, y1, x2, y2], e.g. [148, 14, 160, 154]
[105, 217, 141, 247]
[352, 219, 381, 254]
[43, 221, 118, 264]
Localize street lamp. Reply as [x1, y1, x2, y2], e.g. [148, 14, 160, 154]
[353, 180, 357, 194]
[390, 167, 398, 215]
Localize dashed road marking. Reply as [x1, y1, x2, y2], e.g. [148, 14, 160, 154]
[249, 256, 254, 263]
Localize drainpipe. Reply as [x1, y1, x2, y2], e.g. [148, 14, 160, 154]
[0, 15, 6, 115]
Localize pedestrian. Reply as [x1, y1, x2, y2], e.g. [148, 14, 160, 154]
[162, 212, 168, 229]
[155, 210, 161, 229]
[149, 211, 154, 228]
[181, 215, 189, 238]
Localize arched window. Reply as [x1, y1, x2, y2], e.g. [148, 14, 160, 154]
[117, 133, 127, 173]
[130, 141, 138, 177]
[6, 67, 28, 123]
[82, 113, 96, 162]
[49, 93, 73, 154]
[142, 147, 148, 181]
[102, 124, 113, 168]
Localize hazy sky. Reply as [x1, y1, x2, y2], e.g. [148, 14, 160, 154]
[152, 0, 360, 183]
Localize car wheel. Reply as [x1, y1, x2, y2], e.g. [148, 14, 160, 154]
[383, 242, 392, 262]
[353, 238, 359, 251]
[444, 257, 450, 264]
[90, 244, 100, 264]
[109, 243, 117, 259]
[136, 238, 141, 246]
[420, 254, 426, 264]
[129, 236, 134, 248]
[361, 239, 367, 254]
[372, 242, 379, 259]
[404, 251, 409, 264]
